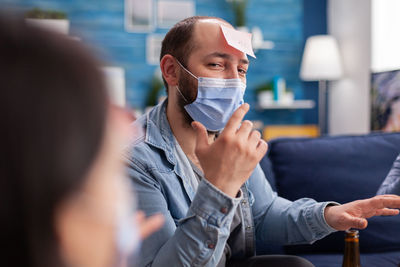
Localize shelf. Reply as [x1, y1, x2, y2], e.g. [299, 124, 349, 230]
[257, 100, 315, 110]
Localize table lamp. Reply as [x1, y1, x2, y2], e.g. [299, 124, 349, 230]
[300, 35, 343, 134]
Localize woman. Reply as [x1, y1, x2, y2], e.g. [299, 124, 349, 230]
[377, 154, 400, 195]
[0, 15, 163, 267]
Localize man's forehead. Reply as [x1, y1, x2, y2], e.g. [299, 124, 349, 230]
[194, 18, 233, 37]
[197, 18, 233, 28]
[193, 19, 255, 59]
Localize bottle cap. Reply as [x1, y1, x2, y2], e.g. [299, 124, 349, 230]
[345, 229, 359, 241]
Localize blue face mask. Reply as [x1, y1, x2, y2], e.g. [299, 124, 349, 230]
[176, 61, 246, 132]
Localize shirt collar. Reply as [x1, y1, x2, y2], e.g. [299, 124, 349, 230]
[145, 99, 177, 166]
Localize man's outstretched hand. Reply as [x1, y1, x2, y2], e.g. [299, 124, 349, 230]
[324, 194, 400, 231]
[192, 103, 268, 198]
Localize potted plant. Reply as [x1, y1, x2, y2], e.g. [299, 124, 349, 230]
[146, 71, 165, 108]
[25, 8, 69, 35]
[255, 80, 274, 107]
[228, 0, 248, 31]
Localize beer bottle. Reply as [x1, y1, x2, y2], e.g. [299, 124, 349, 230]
[342, 229, 361, 267]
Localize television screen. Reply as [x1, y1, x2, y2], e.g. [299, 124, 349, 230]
[371, 69, 400, 131]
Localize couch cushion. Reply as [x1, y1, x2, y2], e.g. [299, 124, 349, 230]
[266, 132, 400, 254]
[300, 251, 400, 267]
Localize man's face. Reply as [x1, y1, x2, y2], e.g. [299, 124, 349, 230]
[184, 19, 249, 83]
[176, 19, 249, 127]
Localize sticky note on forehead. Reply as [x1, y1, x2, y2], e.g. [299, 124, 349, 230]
[220, 25, 256, 58]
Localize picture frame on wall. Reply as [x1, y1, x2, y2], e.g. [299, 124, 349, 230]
[146, 34, 165, 65]
[371, 69, 400, 132]
[157, 0, 195, 28]
[125, 0, 154, 32]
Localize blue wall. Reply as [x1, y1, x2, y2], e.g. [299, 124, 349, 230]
[1, 0, 326, 126]
[302, 0, 327, 125]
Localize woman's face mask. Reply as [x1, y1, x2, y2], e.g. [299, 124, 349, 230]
[176, 60, 246, 132]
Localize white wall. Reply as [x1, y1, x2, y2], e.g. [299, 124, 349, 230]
[371, 0, 400, 72]
[327, 0, 371, 135]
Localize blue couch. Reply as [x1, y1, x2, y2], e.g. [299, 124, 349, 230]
[259, 132, 400, 267]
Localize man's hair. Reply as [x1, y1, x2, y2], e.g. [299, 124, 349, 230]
[0, 14, 108, 267]
[160, 16, 228, 93]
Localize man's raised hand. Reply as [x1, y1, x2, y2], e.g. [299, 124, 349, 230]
[192, 103, 268, 198]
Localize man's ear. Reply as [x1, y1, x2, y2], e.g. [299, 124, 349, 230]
[160, 54, 179, 87]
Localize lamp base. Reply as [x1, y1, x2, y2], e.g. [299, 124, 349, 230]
[318, 80, 327, 135]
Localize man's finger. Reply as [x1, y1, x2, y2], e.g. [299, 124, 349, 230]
[375, 208, 399, 216]
[370, 195, 400, 209]
[348, 216, 368, 230]
[236, 120, 253, 140]
[192, 121, 209, 154]
[221, 103, 249, 136]
[248, 130, 261, 148]
[379, 194, 400, 198]
[255, 139, 268, 158]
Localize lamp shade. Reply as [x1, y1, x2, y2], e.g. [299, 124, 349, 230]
[300, 35, 343, 81]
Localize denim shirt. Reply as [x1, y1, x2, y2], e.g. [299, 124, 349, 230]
[187, 153, 254, 267]
[125, 100, 337, 267]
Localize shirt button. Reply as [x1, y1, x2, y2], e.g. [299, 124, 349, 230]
[220, 207, 228, 214]
[246, 225, 251, 230]
[208, 243, 215, 249]
[242, 200, 247, 205]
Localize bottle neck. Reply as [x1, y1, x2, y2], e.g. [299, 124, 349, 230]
[342, 230, 361, 267]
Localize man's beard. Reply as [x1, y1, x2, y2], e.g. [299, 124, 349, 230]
[176, 71, 197, 128]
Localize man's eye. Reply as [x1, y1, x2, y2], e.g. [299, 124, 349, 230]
[208, 63, 223, 68]
[238, 68, 247, 75]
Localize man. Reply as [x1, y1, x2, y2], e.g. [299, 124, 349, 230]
[126, 16, 400, 267]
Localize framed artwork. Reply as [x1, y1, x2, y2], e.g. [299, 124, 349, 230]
[146, 34, 165, 65]
[125, 0, 194, 32]
[371, 69, 400, 132]
[101, 66, 126, 107]
[125, 0, 154, 32]
[157, 0, 195, 28]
